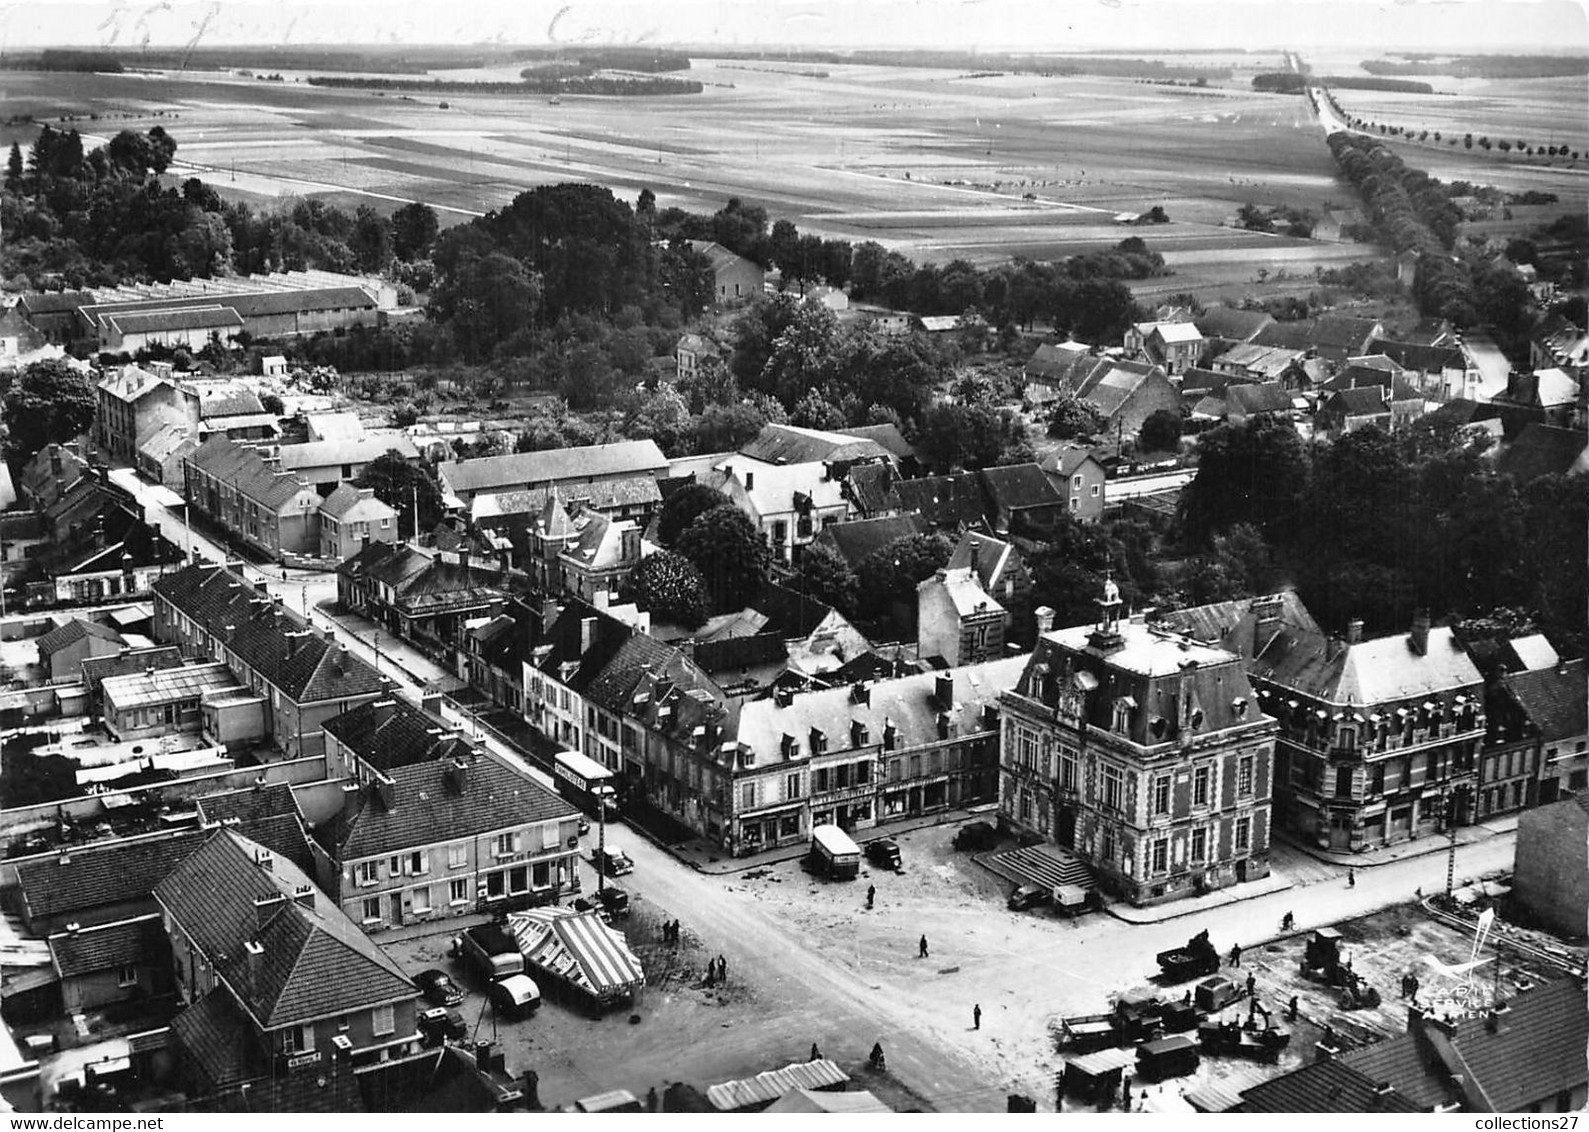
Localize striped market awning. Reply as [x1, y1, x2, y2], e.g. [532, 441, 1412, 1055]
[507, 907, 644, 1004]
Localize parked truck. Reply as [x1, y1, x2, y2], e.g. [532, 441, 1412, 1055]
[454, 922, 525, 983]
[1156, 929, 1220, 983]
[810, 824, 861, 880]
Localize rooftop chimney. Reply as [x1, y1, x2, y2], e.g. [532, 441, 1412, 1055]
[968, 539, 981, 580]
[1251, 594, 1283, 654]
[371, 699, 397, 727]
[244, 938, 264, 987]
[935, 672, 955, 711]
[744, 470, 755, 492]
[1346, 618, 1364, 645]
[340, 782, 360, 822]
[580, 616, 597, 657]
[253, 893, 286, 929]
[851, 681, 871, 706]
[292, 885, 315, 909]
[1034, 606, 1056, 637]
[1409, 609, 1431, 656]
[445, 757, 469, 796]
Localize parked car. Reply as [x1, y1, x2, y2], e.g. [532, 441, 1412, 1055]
[865, 838, 902, 870]
[593, 845, 634, 876]
[487, 973, 542, 1019]
[572, 887, 629, 921]
[414, 968, 465, 1007]
[953, 821, 999, 851]
[1008, 883, 1051, 911]
[418, 1006, 467, 1047]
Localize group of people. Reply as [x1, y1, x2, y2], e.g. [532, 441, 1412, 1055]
[661, 919, 683, 944]
[1400, 971, 1422, 1002]
[704, 954, 728, 986]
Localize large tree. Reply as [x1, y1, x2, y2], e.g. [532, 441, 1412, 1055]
[623, 550, 709, 629]
[353, 452, 444, 538]
[2, 359, 96, 462]
[918, 401, 1032, 472]
[657, 482, 730, 547]
[791, 541, 859, 616]
[1179, 416, 1310, 546]
[674, 503, 771, 611]
[390, 201, 439, 261]
[856, 533, 954, 621]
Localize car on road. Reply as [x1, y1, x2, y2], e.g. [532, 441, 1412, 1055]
[865, 838, 902, 870]
[593, 845, 634, 876]
[1008, 883, 1051, 912]
[414, 968, 465, 1007]
[953, 821, 1000, 851]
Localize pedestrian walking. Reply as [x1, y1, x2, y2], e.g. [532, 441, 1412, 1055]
[919, 934, 929, 959]
[718, 955, 728, 983]
[1287, 995, 1299, 1021]
[1281, 911, 1294, 931]
[646, 1086, 658, 1112]
[869, 1042, 885, 1070]
[1408, 974, 1419, 1002]
[973, 1003, 982, 1030]
[810, 1042, 822, 1062]
[1348, 868, 1356, 887]
[1245, 973, 1256, 998]
[1229, 943, 1242, 967]
[866, 884, 876, 910]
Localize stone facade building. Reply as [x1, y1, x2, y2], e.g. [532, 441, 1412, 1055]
[1000, 590, 1277, 906]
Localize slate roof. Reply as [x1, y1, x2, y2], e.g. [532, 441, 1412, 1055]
[1024, 340, 1095, 383]
[1075, 358, 1167, 417]
[1234, 1058, 1422, 1112]
[154, 829, 417, 1029]
[1151, 592, 1321, 655]
[136, 420, 197, 467]
[1194, 307, 1274, 343]
[1495, 424, 1589, 483]
[186, 436, 317, 512]
[1421, 399, 1500, 428]
[1342, 981, 1589, 1112]
[752, 582, 843, 641]
[105, 307, 245, 335]
[1322, 387, 1391, 419]
[1216, 342, 1305, 378]
[1310, 314, 1383, 353]
[275, 435, 420, 472]
[839, 423, 917, 463]
[318, 483, 395, 523]
[946, 530, 1016, 592]
[1497, 367, 1580, 410]
[319, 746, 577, 862]
[438, 439, 667, 497]
[37, 617, 125, 658]
[1225, 382, 1295, 416]
[19, 443, 90, 508]
[693, 633, 788, 676]
[735, 654, 1024, 759]
[1368, 338, 1467, 374]
[895, 472, 988, 530]
[336, 542, 504, 616]
[582, 632, 684, 714]
[813, 514, 928, 570]
[80, 287, 374, 331]
[169, 989, 259, 1088]
[49, 914, 168, 980]
[323, 697, 475, 772]
[525, 600, 635, 695]
[1042, 445, 1106, 480]
[153, 562, 385, 704]
[979, 463, 1065, 513]
[843, 461, 902, 515]
[15, 830, 207, 925]
[924, 566, 1004, 620]
[471, 477, 661, 526]
[687, 240, 759, 276]
[1501, 659, 1587, 742]
[1018, 619, 1263, 746]
[1238, 617, 1482, 708]
[195, 782, 316, 875]
[1323, 364, 1423, 402]
[739, 423, 891, 466]
[1251, 319, 1315, 351]
[79, 646, 185, 698]
[1177, 366, 1252, 397]
[19, 290, 95, 315]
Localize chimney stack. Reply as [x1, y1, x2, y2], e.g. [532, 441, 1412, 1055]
[244, 938, 264, 988]
[1034, 606, 1056, 636]
[935, 672, 955, 711]
[1409, 609, 1431, 656]
[292, 885, 314, 909]
[340, 782, 361, 822]
[1251, 595, 1283, 654]
[580, 616, 597, 657]
[968, 538, 981, 580]
[445, 757, 469, 796]
[1346, 618, 1364, 645]
[744, 470, 755, 491]
[253, 893, 286, 930]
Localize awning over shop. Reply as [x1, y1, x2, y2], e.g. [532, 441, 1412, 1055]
[507, 907, 644, 1005]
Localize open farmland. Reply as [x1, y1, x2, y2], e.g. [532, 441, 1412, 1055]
[1, 55, 1391, 288]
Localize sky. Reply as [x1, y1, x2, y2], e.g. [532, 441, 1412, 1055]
[0, 0, 1584, 53]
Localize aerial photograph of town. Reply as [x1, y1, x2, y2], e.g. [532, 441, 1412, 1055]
[0, 0, 1582, 1117]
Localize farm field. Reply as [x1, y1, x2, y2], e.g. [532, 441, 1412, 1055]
[2, 56, 1375, 288]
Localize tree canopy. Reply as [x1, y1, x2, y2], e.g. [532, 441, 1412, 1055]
[2, 359, 96, 462]
[674, 503, 772, 611]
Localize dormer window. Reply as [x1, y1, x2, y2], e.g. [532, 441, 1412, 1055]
[809, 727, 827, 755]
[1112, 696, 1135, 732]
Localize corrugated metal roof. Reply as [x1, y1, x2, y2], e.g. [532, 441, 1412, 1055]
[706, 1059, 850, 1110]
[1066, 1047, 1136, 1075]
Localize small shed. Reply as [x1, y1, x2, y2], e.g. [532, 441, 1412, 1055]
[706, 1059, 849, 1112]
